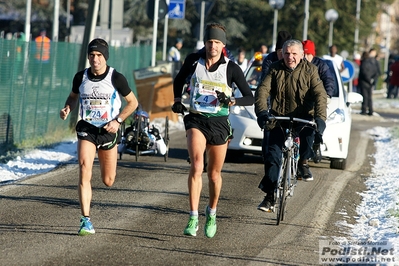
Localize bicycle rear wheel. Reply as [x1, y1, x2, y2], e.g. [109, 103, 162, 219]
[277, 152, 291, 225]
[135, 115, 142, 162]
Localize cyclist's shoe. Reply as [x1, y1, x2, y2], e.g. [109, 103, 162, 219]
[298, 164, 313, 182]
[312, 143, 322, 163]
[78, 216, 95, 236]
[204, 207, 217, 238]
[183, 216, 199, 236]
[257, 194, 275, 212]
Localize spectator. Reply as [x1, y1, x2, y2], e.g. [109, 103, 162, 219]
[327, 45, 344, 72]
[387, 56, 399, 99]
[235, 47, 248, 72]
[358, 51, 380, 116]
[168, 38, 184, 78]
[353, 53, 361, 93]
[168, 38, 183, 62]
[385, 54, 396, 97]
[368, 48, 381, 90]
[259, 44, 268, 54]
[35, 29, 51, 62]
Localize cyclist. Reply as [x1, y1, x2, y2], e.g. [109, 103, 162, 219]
[255, 39, 327, 212]
[259, 31, 292, 159]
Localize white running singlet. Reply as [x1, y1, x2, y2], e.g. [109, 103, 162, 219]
[79, 67, 122, 127]
[189, 57, 232, 116]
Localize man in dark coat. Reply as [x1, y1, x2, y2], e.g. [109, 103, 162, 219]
[259, 31, 292, 159]
[359, 51, 380, 116]
[255, 39, 327, 212]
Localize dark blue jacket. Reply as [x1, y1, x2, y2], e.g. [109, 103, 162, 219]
[260, 52, 279, 82]
[311, 57, 335, 98]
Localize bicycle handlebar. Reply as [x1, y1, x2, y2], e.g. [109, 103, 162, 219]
[268, 116, 317, 129]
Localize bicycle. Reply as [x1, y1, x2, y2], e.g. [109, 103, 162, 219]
[268, 116, 316, 225]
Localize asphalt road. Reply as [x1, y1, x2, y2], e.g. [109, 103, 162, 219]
[0, 111, 396, 266]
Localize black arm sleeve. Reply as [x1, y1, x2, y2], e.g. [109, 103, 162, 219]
[112, 70, 132, 97]
[173, 53, 200, 99]
[228, 61, 254, 106]
[72, 70, 85, 94]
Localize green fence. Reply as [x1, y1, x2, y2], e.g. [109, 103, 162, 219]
[0, 39, 151, 153]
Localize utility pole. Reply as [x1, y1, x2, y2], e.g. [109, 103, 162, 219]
[24, 0, 32, 41]
[199, 1, 205, 42]
[151, 0, 160, 66]
[53, 0, 60, 41]
[162, 0, 170, 61]
[354, 0, 361, 54]
[69, 0, 100, 129]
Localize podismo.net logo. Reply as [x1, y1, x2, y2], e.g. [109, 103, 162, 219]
[319, 238, 397, 264]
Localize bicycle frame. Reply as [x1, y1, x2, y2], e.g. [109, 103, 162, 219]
[270, 116, 316, 225]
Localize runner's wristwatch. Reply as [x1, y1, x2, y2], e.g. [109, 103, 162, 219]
[115, 117, 123, 124]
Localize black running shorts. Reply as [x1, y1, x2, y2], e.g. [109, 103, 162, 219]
[75, 120, 121, 150]
[184, 113, 232, 145]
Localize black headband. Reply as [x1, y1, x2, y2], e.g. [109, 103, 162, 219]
[87, 39, 109, 60]
[204, 28, 227, 45]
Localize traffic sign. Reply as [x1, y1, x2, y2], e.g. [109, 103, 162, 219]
[341, 60, 355, 83]
[169, 0, 185, 19]
[146, 0, 168, 20]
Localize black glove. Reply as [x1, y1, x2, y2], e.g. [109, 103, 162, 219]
[314, 117, 326, 144]
[215, 90, 231, 105]
[314, 132, 323, 144]
[256, 111, 269, 129]
[171, 102, 187, 115]
[314, 117, 326, 134]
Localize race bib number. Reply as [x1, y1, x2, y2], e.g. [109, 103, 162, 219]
[82, 99, 111, 127]
[191, 81, 226, 113]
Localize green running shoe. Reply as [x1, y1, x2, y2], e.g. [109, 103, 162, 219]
[78, 216, 95, 236]
[183, 216, 199, 236]
[204, 207, 217, 238]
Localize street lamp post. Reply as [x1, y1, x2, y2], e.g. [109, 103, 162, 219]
[354, 0, 361, 54]
[269, 0, 285, 51]
[325, 9, 339, 47]
[303, 0, 309, 40]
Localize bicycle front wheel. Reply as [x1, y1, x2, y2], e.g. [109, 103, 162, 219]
[277, 151, 291, 225]
[164, 116, 169, 162]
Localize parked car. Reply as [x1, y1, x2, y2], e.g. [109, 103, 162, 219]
[318, 59, 363, 169]
[227, 52, 266, 158]
[228, 52, 363, 170]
